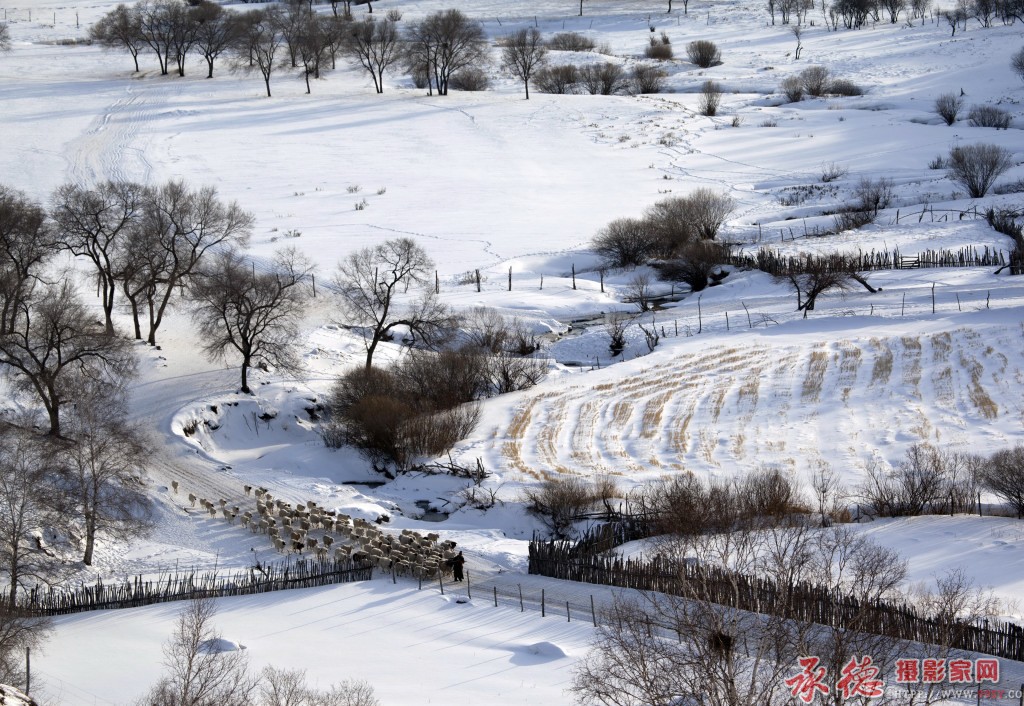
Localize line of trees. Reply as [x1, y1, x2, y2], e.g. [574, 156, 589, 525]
[92, 2, 497, 98]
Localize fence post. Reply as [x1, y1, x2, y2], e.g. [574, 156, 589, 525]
[519, 584, 524, 612]
[567, 600, 571, 622]
[931, 283, 936, 314]
[591, 595, 597, 627]
[494, 586, 498, 607]
[467, 571, 471, 600]
[542, 588, 546, 617]
[572, 264, 577, 290]
[439, 572, 444, 595]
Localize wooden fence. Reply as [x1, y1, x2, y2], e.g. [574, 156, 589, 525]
[18, 557, 373, 616]
[726, 246, 1008, 277]
[529, 539, 1024, 662]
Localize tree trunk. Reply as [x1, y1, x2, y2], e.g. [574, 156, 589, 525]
[83, 512, 97, 566]
[240, 355, 251, 394]
[525, 79, 530, 99]
[102, 274, 116, 336]
[206, 57, 215, 78]
[265, 76, 272, 97]
[7, 554, 18, 608]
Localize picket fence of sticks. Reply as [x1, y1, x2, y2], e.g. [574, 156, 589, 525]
[529, 534, 1024, 662]
[15, 557, 373, 616]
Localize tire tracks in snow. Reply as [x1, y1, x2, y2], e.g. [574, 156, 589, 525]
[63, 79, 179, 186]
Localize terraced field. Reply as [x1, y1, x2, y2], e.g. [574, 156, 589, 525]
[484, 323, 1024, 486]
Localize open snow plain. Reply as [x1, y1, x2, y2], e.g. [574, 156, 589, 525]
[2, 0, 1024, 702]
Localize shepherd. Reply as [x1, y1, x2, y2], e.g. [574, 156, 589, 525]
[451, 551, 465, 582]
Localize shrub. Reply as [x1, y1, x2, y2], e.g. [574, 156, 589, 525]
[780, 75, 804, 102]
[821, 161, 849, 183]
[855, 176, 895, 216]
[533, 64, 579, 94]
[629, 64, 667, 94]
[934, 92, 964, 125]
[449, 68, 490, 91]
[968, 104, 1011, 129]
[928, 154, 948, 169]
[800, 65, 831, 97]
[698, 80, 722, 116]
[645, 35, 674, 60]
[577, 62, 627, 95]
[948, 143, 1014, 197]
[593, 217, 656, 267]
[547, 31, 595, 52]
[687, 188, 736, 240]
[686, 40, 721, 68]
[522, 476, 598, 538]
[652, 241, 730, 292]
[829, 78, 864, 96]
[1012, 46, 1024, 83]
[324, 353, 485, 472]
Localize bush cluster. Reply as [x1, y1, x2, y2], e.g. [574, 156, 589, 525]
[593, 189, 736, 268]
[779, 66, 864, 102]
[533, 62, 664, 95]
[324, 313, 547, 472]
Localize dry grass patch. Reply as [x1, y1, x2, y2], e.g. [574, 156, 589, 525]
[931, 331, 952, 363]
[959, 352, 999, 419]
[641, 391, 675, 438]
[801, 348, 830, 402]
[869, 338, 893, 386]
[901, 336, 922, 395]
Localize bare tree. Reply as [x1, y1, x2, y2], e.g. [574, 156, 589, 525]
[190, 248, 312, 394]
[90, 5, 144, 72]
[260, 666, 380, 706]
[404, 10, 488, 96]
[501, 28, 547, 100]
[625, 271, 655, 312]
[235, 8, 284, 98]
[0, 186, 53, 336]
[346, 18, 400, 94]
[134, 0, 178, 75]
[140, 598, 257, 706]
[51, 180, 150, 336]
[593, 218, 655, 268]
[809, 460, 841, 526]
[334, 237, 456, 370]
[0, 283, 136, 437]
[779, 257, 875, 317]
[980, 444, 1024, 517]
[947, 143, 1013, 197]
[192, 1, 238, 79]
[0, 606, 48, 692]
[0, 425, 67, 608]
[59, 392, 154, 566]
[141, 180, 254, 346]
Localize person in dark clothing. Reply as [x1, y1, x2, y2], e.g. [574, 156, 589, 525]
[451, 551, 465, 582]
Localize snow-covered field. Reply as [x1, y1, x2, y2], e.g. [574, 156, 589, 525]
[3, 0, 1024, 702]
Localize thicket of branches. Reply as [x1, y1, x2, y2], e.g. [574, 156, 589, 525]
[593, 190, 736, 269]
[322, 303, 546, 474]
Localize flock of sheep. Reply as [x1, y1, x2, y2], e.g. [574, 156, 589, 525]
[171, 480, 460, 581]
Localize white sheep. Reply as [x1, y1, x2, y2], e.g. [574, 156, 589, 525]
[244, 485, 252, 496]
[171, 480, 179, 494]
[188, 493, 197, 507]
